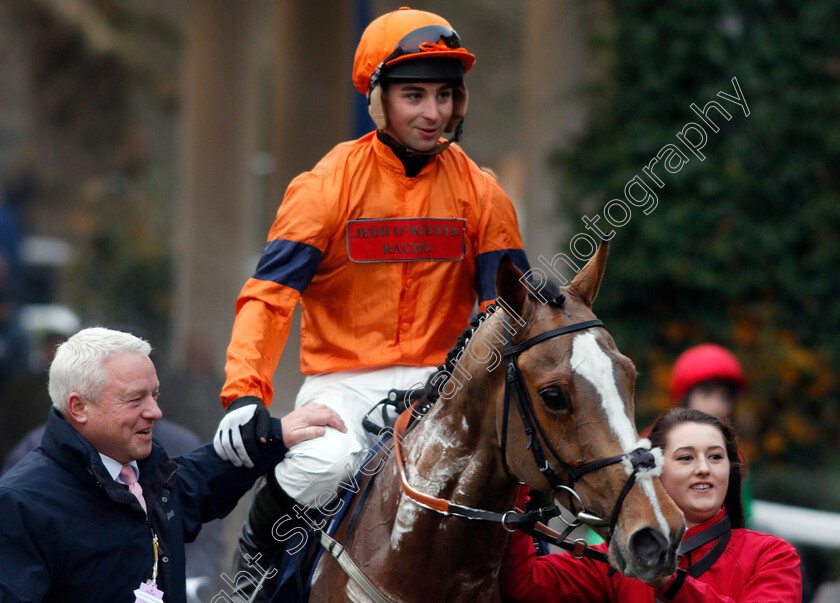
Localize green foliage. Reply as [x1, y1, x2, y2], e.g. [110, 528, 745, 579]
[556, 1, 840, 470]
[62, 171, 172, 350]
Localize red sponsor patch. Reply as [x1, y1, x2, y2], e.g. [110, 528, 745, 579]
[347, 218, 466, 262]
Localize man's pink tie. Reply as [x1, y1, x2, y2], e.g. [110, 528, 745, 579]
[119, 465, 147, 515]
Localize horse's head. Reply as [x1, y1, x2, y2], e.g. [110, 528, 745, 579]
[491, 241, 685, 584]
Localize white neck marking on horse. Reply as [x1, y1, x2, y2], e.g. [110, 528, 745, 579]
[391, 407, 470, 550]
[391, 493, 419, 550]
[571, 331, 670, 536]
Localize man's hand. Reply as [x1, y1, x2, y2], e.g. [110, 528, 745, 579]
[214, 396, 271, 468]
[281, 403, 347, 448]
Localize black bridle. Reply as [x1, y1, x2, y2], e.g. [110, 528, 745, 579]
[499, 313, 659, 542]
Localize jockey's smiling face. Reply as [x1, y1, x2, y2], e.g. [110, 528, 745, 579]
[383, 82, 454, 153]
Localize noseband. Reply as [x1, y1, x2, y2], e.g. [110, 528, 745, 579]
[500, 314, 659, 541]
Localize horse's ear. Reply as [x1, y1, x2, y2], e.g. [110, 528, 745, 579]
[568, 239, 609, 307]
[495, 255, 528, 317]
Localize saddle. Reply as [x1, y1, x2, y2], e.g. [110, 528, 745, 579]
[362, 387, 429, 435]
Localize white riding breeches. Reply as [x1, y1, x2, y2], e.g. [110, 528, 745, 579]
[273, 365, 436, 508]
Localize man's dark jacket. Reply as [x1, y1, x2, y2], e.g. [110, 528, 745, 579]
[0, 407, 287, 602]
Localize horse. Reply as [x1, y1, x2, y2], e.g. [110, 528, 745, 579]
[307, 241, 686, 601]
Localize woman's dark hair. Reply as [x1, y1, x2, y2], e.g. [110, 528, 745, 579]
[648, 407, 746, 529]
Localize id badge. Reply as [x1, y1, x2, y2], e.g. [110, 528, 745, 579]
[134, 582, 164, 603]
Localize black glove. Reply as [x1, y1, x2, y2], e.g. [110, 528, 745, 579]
[213, 396, 271, 468]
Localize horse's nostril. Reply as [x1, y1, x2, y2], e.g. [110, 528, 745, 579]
[629, 527, 668, 567]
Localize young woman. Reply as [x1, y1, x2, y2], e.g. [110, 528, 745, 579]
[500, 408, 802, 602]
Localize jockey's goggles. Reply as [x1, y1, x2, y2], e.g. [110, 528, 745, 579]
[370, 25, 466, 90]
[386, 25, 463, 62]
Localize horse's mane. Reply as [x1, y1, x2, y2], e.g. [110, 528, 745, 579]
[418, 308, 491, 409]
[417, 278, 566, 410]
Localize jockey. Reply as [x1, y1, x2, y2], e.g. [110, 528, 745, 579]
[214, 7, 529, 598]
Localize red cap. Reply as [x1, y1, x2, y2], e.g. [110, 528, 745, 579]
[668, 344, 747, 402]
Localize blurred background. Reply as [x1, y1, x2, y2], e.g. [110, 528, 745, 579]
[0, 0, 837, 600]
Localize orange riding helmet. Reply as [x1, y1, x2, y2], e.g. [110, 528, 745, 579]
[668, 344, 748, 403]
[352, 7, 476, 140]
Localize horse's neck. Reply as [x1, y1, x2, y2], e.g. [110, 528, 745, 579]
[403, 337, 512, 513]
[404, 402, 486, 502]
[389, 357, 515, 589]
[359, 315, 518, 598]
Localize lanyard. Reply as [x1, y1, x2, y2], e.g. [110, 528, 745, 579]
[147, 523, 160, 586]
[133, 527, 165, 603]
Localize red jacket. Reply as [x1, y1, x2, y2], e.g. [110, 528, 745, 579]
[500, 508, 801, 602]
[222, 132, 527, 407]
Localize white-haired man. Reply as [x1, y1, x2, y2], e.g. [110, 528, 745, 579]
[0, 327, 344, 603]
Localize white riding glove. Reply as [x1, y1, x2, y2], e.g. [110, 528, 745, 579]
[213, 396, 271, 468]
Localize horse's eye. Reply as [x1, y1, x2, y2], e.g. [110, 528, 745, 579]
[539, 386, 571, 411]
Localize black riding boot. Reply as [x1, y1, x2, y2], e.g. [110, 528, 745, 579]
[229, 474, 309, 602]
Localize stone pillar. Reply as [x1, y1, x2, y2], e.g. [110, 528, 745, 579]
[266, 0, 354, 226]
[521, 0, 594, 260]
[172, 1, 267, 387]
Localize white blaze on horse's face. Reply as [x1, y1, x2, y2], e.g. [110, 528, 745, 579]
[570, 331, 670, 538]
